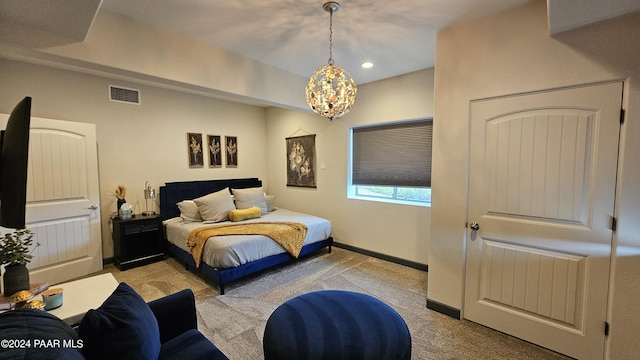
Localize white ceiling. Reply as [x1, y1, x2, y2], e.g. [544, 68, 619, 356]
[1, 0, 638, 88]
[547, 0, 640, 35]
[97, 0, 531, 85]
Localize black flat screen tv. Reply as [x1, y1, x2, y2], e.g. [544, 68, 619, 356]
[0, 96, 31, 230]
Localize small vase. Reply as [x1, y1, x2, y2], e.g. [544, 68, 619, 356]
[117, 198, 126, 211]
[3, 263, 30, 297]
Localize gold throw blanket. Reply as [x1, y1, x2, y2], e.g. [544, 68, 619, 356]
[186, 222, 308, 268]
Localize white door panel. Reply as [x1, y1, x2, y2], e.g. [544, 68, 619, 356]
[0, 115, 102, 287]
[465, 82, 622, 359]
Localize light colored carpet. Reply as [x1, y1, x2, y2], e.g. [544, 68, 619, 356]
[105, 248, 569, 360]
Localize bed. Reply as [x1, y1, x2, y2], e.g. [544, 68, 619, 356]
[159, 178, 333, 294]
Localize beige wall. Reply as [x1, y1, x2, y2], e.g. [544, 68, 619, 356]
[265, 69, 434, 265]
[429, 1, 640, 358]
[0, 59, 434, 267]
[0, 59, 269, 258]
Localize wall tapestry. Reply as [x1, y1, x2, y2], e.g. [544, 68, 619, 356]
[208, 134, 222, 168]
[286, 134, 316, 188]
[225, 136, 238, 167]
[187, 132, 203, 168]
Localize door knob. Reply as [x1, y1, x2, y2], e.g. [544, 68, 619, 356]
[469, 222, 480, 231]
[85, 204, 98, 210]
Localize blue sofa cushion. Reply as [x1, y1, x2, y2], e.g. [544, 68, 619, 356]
[263, 290, 411, 360]
[78, 282, 160, 360]
[0, 308, 84, 360]
[159, 328, 229, 360]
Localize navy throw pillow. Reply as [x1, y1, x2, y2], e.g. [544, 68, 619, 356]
[78, 282, 160, 360]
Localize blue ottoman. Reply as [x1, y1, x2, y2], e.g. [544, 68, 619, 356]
[263, 290, 411, 360]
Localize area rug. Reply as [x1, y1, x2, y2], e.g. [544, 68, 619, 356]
[109, 247, 568, 360]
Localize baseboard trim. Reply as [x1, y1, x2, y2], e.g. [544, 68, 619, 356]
[333, 242, 428, 271]
[102, 257, 115, 266]
[426, 298, 461, 319]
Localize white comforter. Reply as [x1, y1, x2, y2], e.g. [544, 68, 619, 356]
[164, 208, 332, 269]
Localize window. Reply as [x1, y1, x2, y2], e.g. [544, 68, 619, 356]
[349, 119, 432, 206]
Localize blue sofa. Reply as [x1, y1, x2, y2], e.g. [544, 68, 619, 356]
[0, 283, 228, 360]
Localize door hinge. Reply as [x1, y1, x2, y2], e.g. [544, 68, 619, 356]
[611, 216, 617, 232]
[605, 321, 610, 336]
[620, 108, 625, 124]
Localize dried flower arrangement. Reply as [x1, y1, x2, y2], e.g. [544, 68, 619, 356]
[113, 184, 126, 200]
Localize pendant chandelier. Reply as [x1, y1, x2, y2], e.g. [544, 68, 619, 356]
[305, 1, 357, 121]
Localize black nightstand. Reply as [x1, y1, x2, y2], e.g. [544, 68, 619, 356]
[112, 214, 164, 270]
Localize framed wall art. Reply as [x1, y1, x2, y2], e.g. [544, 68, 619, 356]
[187, 132, 203, 168]
[286, 134, 316, 188]
[207, 134, 222, 168]
[225, 136, 238, 167]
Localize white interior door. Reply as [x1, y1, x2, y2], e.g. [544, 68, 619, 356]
[0, 115, 102, 287]
[464, 82, 622, 359]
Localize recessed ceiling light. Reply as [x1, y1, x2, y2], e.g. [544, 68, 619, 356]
[361, 62, 373, 69]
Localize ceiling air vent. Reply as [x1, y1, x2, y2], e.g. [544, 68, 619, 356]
[109, 85, 140, 105]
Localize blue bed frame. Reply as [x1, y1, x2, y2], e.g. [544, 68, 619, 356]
[159, 178, 333, 294]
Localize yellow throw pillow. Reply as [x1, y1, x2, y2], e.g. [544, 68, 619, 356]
[228, 207, 261, 222]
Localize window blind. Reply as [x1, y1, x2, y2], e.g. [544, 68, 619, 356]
[352, 120, 432, 187]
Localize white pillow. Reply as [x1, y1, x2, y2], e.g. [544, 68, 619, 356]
[232, 187, 268, 215]
[193, 188, 236, 222]
[176, 200, 202, 222]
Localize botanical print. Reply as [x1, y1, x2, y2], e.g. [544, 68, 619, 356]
[286, 134, 316, 188]
[188, 133, 203, 168]
[226, 136, 238, 167]
[208, 135, 222, 168]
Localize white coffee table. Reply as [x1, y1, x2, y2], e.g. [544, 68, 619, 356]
[40, 273, 119, 325]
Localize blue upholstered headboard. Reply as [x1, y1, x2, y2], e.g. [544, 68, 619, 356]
[159, 178, 262, 220]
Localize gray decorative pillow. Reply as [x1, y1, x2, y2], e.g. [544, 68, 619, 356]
[193, 188, 236, 222]
[264, 194, 276, 212]
[177, 200, 202, 222]
[232, 187, 268, 215]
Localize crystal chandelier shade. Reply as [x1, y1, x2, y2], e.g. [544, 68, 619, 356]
[304, 2, 357, 121]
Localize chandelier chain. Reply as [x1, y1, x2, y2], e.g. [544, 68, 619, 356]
[328, 10, 334, 65]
